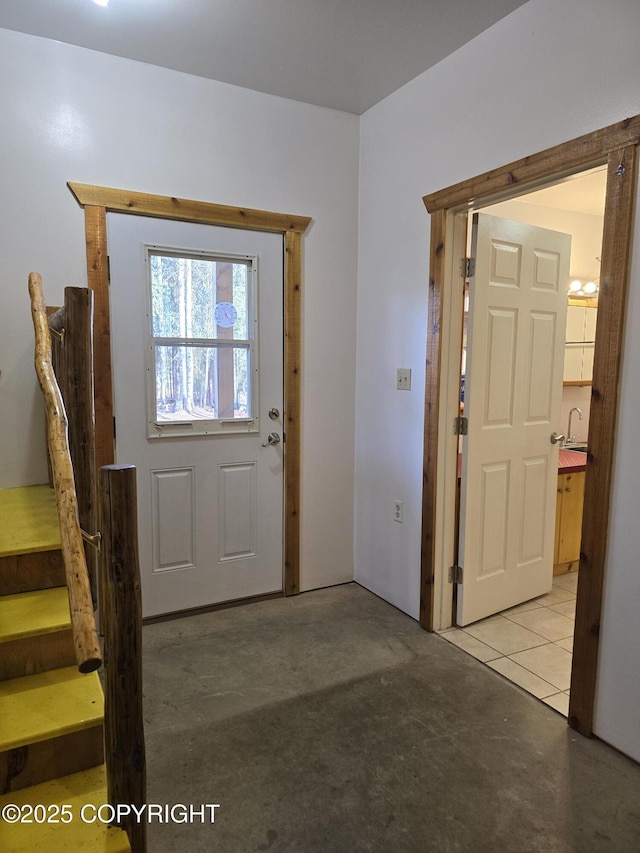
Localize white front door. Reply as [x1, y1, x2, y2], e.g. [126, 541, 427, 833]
[108, 214, 284, 617]
[457, 213, 571, 626]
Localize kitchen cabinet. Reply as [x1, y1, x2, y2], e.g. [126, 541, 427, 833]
[564, 304, 597, 384]
[554, 470, 585, 573]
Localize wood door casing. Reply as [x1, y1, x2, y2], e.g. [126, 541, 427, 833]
[69, 183, 311, 600]
[421, 116, 640, 735]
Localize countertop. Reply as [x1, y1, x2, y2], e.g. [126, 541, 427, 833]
[558, 449, 587, 474]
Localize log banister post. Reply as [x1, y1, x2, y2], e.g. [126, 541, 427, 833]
[99, 464, 147, 853]
[60, 286, 98, 606]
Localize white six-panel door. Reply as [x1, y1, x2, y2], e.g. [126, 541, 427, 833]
[107, 214, 284, 618]
[457, 213, 571, 626]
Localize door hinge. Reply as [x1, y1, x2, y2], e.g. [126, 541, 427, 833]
[448, 565, 464, 584]
[460, 257, 475, 278]
[453, 416, 468, 436]
[107, 255, 111, 283]
[113, 416, 116, 439]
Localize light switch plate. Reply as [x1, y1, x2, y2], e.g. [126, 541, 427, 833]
[397, 368, 411, 391]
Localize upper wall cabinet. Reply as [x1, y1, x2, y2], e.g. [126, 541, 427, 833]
[564, 304, 597, 384]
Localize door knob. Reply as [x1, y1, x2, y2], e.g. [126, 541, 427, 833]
[261, 432, 281, 447]
[550, 432, 565, 445]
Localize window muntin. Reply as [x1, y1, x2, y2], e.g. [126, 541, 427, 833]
[147, 249, 257, 437]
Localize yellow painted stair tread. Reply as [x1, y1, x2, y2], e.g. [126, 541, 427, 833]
[0, 764, 131, 852]
[0, 667, 103, 751]
[0, 587, 71, 643]
[0, 485, 61, 557]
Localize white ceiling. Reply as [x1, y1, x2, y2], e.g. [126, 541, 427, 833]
[520, 168, 607, 217]
[0, 0, 528, 114]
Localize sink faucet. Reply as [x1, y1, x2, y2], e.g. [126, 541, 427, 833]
[567, 407, 583, 445]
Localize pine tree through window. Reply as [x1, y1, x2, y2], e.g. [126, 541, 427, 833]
[147, 249, 257, 437]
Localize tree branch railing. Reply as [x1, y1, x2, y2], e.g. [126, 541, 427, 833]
[28, 272, 102, 673]
[29, 272, 147, 851]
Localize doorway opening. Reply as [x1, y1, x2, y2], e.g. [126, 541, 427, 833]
[419, 116, 639, 736]
[440, 168, 606, 716]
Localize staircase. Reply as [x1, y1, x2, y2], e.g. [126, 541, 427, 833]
[0, 485, 130, 852]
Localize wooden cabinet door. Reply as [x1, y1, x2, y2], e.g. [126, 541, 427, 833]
[554, 475, 563, 564]
[557, 471, 585, 565]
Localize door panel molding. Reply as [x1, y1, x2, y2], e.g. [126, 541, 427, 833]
[70, 183, 311, 598]
[151, 467, 196, 573]
[421, 116, 639, 736]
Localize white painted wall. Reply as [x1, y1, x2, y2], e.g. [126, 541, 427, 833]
[355, 0, 640, 760]
[0, 28, 358, 592]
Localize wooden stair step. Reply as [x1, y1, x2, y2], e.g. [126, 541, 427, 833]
[0, 587, 71, 644]
[0, 588, 75, 681]
[0, 667, 103, 752]
[0, 485, 61, 557]
[0, 764, 131, 852]
[0, 550, 66, 597]
[0, 485, 65, 596]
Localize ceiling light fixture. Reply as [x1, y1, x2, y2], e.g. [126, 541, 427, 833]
[567, 257, 600, 300]
[92, 0, 109, 7]
[567, 278, 599, 299]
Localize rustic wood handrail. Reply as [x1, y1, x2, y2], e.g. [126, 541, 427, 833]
[28, 272, 102, 674]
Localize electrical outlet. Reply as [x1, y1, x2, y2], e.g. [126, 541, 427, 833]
[394, 500, 403, 522]
[396, 368, 411, 391]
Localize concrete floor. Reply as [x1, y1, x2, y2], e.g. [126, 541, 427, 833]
[142, 583, 640, 852]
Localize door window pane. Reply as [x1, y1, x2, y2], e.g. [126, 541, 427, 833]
[150, 254, 250, 342]
[147, 249, 256, 436]
[154, 345, 251, 422]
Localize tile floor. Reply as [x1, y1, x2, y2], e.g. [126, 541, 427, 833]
[440, 571, 578, 716]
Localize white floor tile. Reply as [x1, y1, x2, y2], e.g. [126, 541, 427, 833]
[505, 608, 574, 641]
[470, 579, 578, 711]
[463, 617, 548, 656]
[535, 586, 575, 606]
[509, 643, 573, 691]
[543, 692, 570, 716]
[487, 657, 559, 699]
[439, 629, 502, 662]
[552, 572, 579, 593]
[549, 599, 576, 619]
[500, 600, 543, 616]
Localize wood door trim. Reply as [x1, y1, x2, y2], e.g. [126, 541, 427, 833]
[420, 209, 446, 631]
[83, 206, 112, 475]
[70, 182, 311, 598]
[419, 117, 639, 736]
[69, 183, 311, 234]
[569, 145, 637, 734]
[423, 116, 640, 213]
